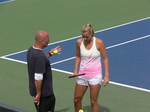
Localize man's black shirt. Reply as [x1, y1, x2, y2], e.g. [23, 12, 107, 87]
[27, 46, 53, 97]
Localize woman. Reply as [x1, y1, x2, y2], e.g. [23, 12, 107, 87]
[73, 24, 109, 112]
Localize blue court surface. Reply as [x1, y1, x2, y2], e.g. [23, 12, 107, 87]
[1, 17, 150, 92]
[0, 0, 14, 4]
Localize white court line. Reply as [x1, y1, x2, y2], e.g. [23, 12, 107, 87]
[0, 49, 27, 58]
[95, 17, 150, 33]
[52, 68, 73, 75]
[110, 81, 150, 92]
[0, 56, 27, 64]
[106, 34, 150, 49]
[51, 57, 75, 65]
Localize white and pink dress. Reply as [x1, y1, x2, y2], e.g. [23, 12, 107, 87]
[79, 37, 102, 78]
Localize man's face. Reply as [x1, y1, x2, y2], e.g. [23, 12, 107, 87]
[42, 35, 50, 47]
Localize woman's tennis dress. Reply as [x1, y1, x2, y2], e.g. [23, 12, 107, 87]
[79, 37, 102, 78]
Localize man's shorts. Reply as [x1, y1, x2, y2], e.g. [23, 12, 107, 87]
[76, 73, 102, 86]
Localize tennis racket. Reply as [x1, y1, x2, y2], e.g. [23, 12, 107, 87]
[68, 73, 85, 78]
[35, 102, 39, 112]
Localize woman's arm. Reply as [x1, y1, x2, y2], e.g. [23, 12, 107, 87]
[98, 38, 109, 86]
[74, 39, 82, 75]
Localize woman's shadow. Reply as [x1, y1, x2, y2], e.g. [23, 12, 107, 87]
[55, 108, 70, 112]
[83, 105, 110, 112]
[54, 105, 110, 112]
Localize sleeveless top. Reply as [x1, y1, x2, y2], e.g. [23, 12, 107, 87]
[79, 37, 102, 78]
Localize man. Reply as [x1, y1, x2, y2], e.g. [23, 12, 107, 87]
[27, 31, 61, 112]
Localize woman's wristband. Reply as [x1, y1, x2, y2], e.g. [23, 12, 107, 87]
[48, 52, 52, 57]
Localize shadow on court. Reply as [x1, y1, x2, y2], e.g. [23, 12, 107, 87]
[54, 106, 110, 112]
[0, 107, 16, 112]
[55, 108, 70, 112]
[83, 105, 110, 112]
[0, 103, 29, 112]
[0, 107, 29, 112]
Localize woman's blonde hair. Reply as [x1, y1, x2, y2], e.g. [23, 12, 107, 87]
[81, 24, 94, 36]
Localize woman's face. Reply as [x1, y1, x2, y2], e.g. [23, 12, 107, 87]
[82, 31, 93, 42]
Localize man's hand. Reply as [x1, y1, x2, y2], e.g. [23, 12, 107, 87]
[50, 46, 62, 55]
[33, 94, 41, 106]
